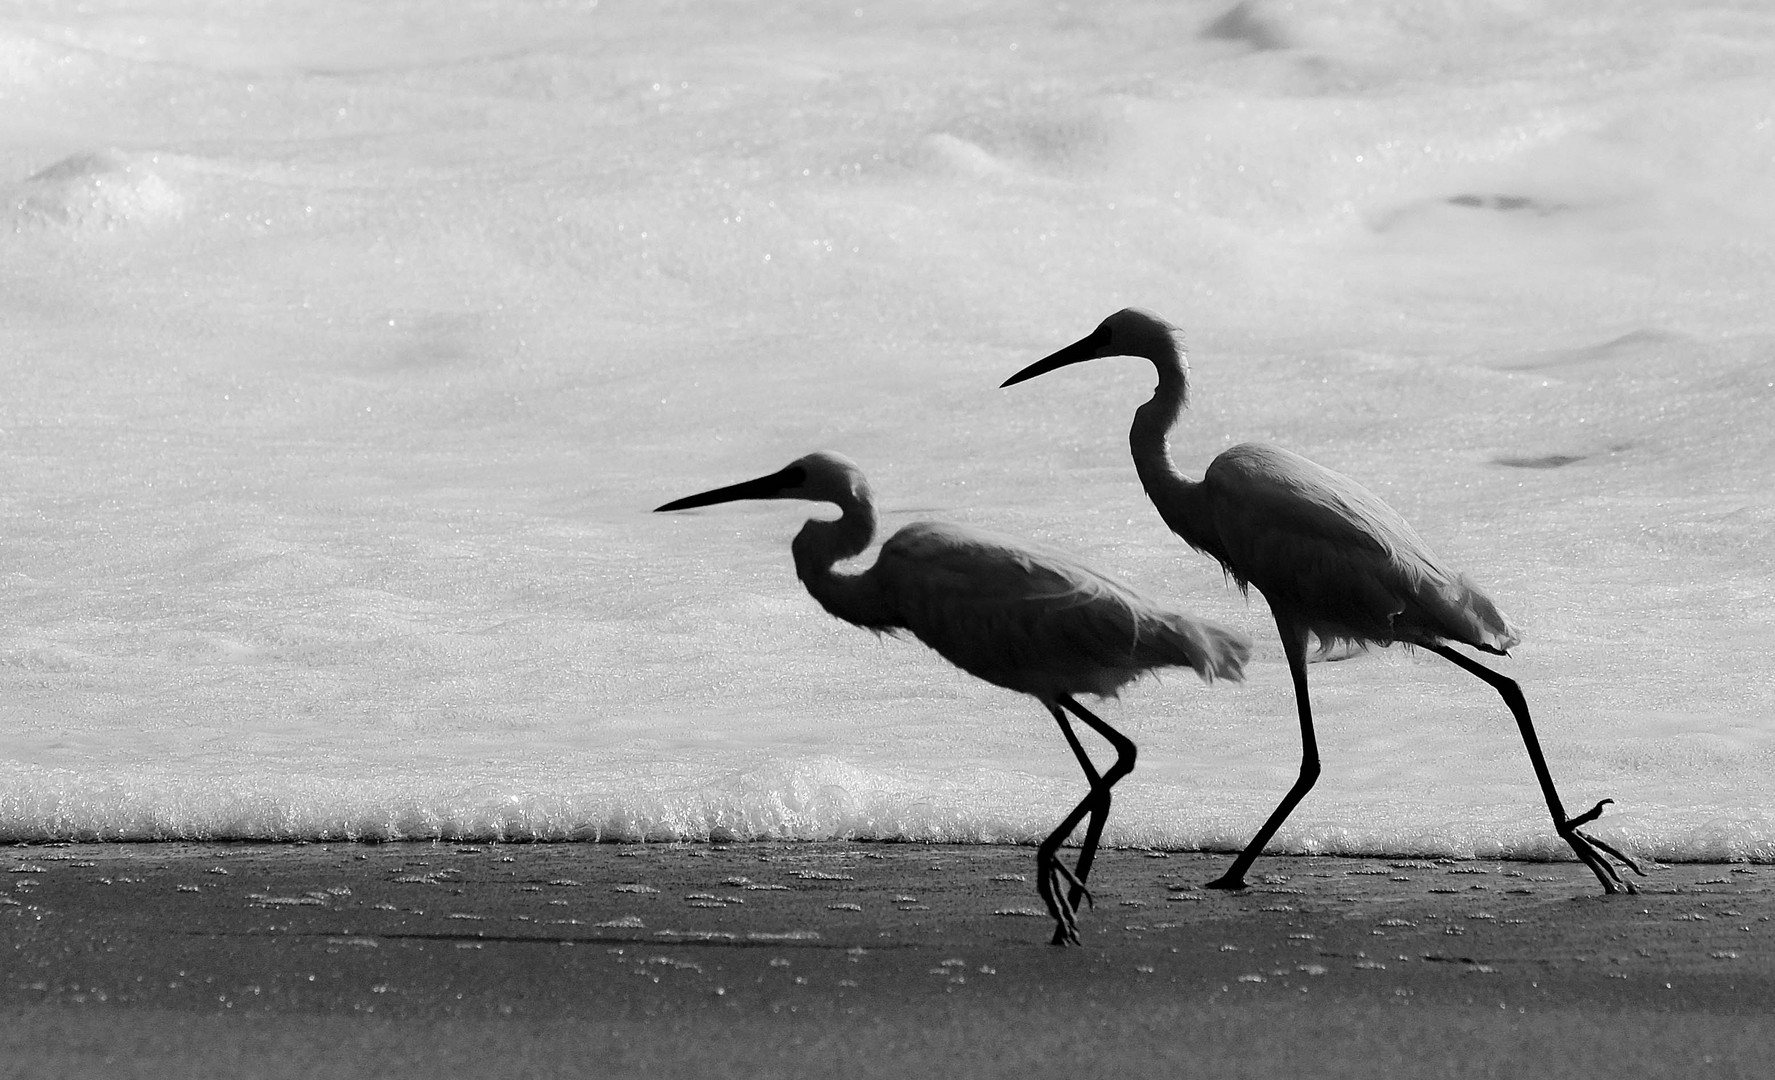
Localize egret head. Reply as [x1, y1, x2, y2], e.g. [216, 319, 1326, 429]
[1001, 308, 1184, 387]
[655, 451, 870, 513]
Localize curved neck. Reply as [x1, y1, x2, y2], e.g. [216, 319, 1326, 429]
[1129, 342, 1191, 492]
[790, 489, 893, 630]
[1130, 354, 1187, 475]
[1129, 350, 1219, 558]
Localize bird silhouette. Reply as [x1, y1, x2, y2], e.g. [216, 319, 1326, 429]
[656, 450, 1251, 943]
[1002, 308, 1642, 894]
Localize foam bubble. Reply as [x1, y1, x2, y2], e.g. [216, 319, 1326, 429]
[11, 150, 185, 231]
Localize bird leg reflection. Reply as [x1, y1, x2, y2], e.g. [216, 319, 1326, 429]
[1427, 645, 1645, 893]
[1038, 696, 1137, 945]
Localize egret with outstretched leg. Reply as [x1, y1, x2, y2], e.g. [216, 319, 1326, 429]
[1002, 309, 1642, 894]
[656, 451, 1251, 943]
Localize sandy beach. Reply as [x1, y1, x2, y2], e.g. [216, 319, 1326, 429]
[0, 842, 1768, 1078]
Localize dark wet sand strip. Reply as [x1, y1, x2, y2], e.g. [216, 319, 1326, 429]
[2, 842, 1770, 1078]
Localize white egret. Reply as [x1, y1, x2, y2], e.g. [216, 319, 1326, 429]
[1003, 309, 1641, 894]
[656, 450, 1251, 942]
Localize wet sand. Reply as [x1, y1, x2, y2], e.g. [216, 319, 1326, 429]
[1, 842, 1769, 1078]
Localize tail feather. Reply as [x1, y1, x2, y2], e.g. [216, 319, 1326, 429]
[1441, 574, 1522, 654]
[1153, 613, 1251, 683]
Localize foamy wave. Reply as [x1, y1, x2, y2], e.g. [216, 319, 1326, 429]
[9, 149, 186, 231]
[0, 757, 1031, 846]
[1, 759, 1767, 863]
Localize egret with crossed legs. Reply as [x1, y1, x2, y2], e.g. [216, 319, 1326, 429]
[656, 450, 1251, 943]
[1002, 309, 1641, 894]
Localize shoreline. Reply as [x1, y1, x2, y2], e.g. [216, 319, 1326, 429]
[3, 842, 1770, 1077]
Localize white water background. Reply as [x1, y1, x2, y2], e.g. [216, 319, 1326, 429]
[2, 0, 1772, 861]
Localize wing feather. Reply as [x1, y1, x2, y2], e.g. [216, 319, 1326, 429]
[873, 521, 1249, 699]
[1203, 444, 1519, 653]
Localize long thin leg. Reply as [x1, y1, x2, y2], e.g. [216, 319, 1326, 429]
[1049, 702, 1103, 787]
[1426, 644, 1643, 894]
[1060, 696, 1136, 903]
[1037, 704, 1102, 947]
[1036, 695, 1138, 946]
[1047, 703, 1106, 908]
[1207, 614, 1319, 890]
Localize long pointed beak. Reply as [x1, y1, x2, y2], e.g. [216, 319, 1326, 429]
[999, 330, 1105, 388]
[654, 465, 802, 512]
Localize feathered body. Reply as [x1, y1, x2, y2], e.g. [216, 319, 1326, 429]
[1108, 313, 1519, 660]
[870, 521, 1247, 699]
[1151, 441, 1519, 657]
[1004, 308, 1641, 896]
[773, 454, 1247, 698]
[658, 450, 1250, 943]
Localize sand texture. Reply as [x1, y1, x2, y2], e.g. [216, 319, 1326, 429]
[1, 842, 1770, 1078]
